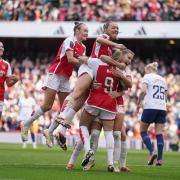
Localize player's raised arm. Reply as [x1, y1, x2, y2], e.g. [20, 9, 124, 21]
[100, 55, 125, 70]
[97, 36, 126, 50]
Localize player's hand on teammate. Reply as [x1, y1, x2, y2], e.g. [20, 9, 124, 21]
[109, 91, 121, 98]
[115, 44, 126, 50]
[110, 68, 124, 79]
[78, 56, 88, 64]
[116, 62, 126, 70]
[91, 81, 102, 89]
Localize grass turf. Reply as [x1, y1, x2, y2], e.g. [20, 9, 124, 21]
[0, 143, 179, 180]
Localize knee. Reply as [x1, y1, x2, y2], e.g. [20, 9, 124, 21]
[42, 104, 52, 112]
[91, 129, 101, 138]
[121, 131, 126, 141]
[113, 131, 121, 140]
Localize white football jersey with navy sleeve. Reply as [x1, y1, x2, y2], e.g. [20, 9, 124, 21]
[143, 73, 167, 110]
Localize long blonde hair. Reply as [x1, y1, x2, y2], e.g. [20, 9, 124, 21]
[145, 62, 158, 72]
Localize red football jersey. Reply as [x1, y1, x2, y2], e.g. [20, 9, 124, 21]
[0, 59, 12, 101]
[90, 34, 112, 58]
[116, 66, 132, 106]
[86, 58, 119, 113]
[48, 36, 86, 79]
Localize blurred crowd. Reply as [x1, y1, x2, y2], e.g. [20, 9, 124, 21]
[0, 0, 179, 22]
[0, 54, 179, 151]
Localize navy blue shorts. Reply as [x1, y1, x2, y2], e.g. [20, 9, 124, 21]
[141, 109, 166, 124]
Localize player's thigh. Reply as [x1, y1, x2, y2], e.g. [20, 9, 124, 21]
[57, 92, 69, 105]
[155, 123, 165, 134]
[42, 87, 56, 109]
[71, 73, 92, 100]
[140, 121, 150, 132]
[91, 120, 103, 131]
[73, 90, 89, 112]
[121, 124, 126, 141]
[79, 109, 95, 128]
[101, 120, 114, 131]
[114, 112, 124, 131]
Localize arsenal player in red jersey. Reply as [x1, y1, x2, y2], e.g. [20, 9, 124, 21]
[0, 41, 18, 119]
[45, 22, 127, 150]
[21, 22, 88, 142]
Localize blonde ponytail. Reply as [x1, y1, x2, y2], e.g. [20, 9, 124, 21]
[112, 48, 121, 61]
[145, 62, 158, 72]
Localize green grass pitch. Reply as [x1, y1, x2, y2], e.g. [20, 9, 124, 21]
[0, 143, 179, 180]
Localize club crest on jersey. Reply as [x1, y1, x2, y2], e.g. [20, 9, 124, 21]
[70, 41, 74, 49]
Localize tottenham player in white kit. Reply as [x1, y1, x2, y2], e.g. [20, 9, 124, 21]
[18, 90, 37, 148]
[137, 62, 167, 166]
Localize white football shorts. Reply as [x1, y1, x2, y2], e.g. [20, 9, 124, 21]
[43, 74, 70, 93]
[84, 105, 116, 120]
[78, 64, 93, 80]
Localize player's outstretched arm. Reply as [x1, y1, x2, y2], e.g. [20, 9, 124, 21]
[100, 55, 125, 70]
[66, 51, 85, 65]
[97, 37, 126, 50]
[6, 75, 19, 87]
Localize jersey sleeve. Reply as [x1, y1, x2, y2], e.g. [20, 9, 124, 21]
[142, 75, 149, 85]
[6, 62, 12, 77]
[64, 37, 74, 52]
[99, 34, 110, 40]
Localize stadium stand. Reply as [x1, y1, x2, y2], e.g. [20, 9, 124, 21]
[0, 0, 179, 22]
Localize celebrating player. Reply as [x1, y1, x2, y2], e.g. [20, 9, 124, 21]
[79, 48, 122, 172]
[66, 49, 134, 171]
[45, 21, 127, 149]
[0, 41, 18, 120]
[21, 22, 88, 142]
[82, 49, 134, 172]
[137, 62, 167, 166]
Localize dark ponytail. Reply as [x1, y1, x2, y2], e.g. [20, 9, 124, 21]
[73, 22, 84, 35]
[103, 21, 113, 32]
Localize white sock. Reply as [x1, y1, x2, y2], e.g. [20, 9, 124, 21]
[59, 126, 66, 136]
[120, 140, 127, 167]
[68, 138, 84, 164]
[104, 131, 114, 165]
[80, 126, 90, 153]
[60, 96, 75, 121]
[60, 107, 76, 124]
[48, 120, 59, 135]
[24, 107, 43, 127]
[113, 131, 121, 162]
[90, 129, 100, 161]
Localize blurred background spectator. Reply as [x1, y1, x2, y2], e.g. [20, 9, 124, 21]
[0, 0, 179, 22]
